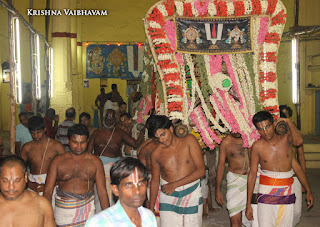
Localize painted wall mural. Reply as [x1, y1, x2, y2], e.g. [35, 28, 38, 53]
[86, 44, 144, 79]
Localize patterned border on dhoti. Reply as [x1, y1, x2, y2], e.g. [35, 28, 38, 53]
[159, 177, 203, 226]
[54, 192, 95, 227]
[159, 177, 203, 214]
[258, 169, 296, 205]
[226, 172, 248, 217]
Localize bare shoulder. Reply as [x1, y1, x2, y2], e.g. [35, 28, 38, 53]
[183, 134, 200, 147]
[151, 143, 162, 158]
[88, 153, 103, 165]
[251, 139, 264, 153]
[39, 195, 53, 213]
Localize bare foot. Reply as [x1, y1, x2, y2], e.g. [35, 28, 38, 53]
[202, 213, 209, 219]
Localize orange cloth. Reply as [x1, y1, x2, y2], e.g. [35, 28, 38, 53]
[260, 175, 293, 186]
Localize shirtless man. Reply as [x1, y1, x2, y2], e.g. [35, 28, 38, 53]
[216, 133, 253, 227]
[87, 109, 145, 209]
[148, 115, 205, 227]
[246, 111, 314, 227]
[79, 112, 97, 138]
[0, 156, 55, 227]
[44, 124, 109, 226]
[21, 116, 65, 195]
[95, 87, 109, 126]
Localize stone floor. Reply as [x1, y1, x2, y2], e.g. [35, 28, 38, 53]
[203, 168, 320, 226]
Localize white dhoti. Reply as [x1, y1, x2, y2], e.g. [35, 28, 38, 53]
[28, 173, 47, 196]
[94, 156, 121, 213]
[28, 173, 57, 208]
[159, 177, 203, 227]
[293, 176, 302, 226]
[54, 189, 95, 227]
[257, 169, 295, 227]
[226, 172, 252, 226]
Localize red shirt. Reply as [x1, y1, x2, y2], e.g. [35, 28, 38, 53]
[44, 116, 57, 139]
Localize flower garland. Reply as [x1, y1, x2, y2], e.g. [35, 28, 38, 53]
[190, 107, 222, 149]
[194, 0, 209, 17]
[184, 53, 227, 133]
[144, 0, 287, 145]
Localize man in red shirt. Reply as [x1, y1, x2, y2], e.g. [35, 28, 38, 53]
[44, 108, 59, 139]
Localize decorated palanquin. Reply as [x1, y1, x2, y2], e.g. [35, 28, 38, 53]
[136, 0, 287, 148]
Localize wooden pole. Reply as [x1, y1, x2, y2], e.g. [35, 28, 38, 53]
[8, 0, 16, 155]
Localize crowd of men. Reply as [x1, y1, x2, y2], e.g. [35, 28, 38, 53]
[0, 99, 314, 226]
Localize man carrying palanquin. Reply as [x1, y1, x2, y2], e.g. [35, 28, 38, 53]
[148, 115, 205, 227]
[216, 133, 256, 227]
[246, 111, 314, 227]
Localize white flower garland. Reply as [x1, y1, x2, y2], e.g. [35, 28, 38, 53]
[180, 64, 189, 125]
[149, 21, 162, 29]
[157, 4, 168, 17]
[228, 54, 250, 120]
[175, 1, 184, 16]
[226, 2, 234, 16]
[260, 0, 269, 14]
[207, 2, 217, 16]
[243, 0, 253, 15]
[184, 53, 227, 133]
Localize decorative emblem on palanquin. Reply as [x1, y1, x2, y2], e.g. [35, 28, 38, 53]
[181, 26, 202, 49]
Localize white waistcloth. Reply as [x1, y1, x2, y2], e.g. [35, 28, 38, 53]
[226, 172, 248, 217]
[28, 173, 47, 184]
[159, 177, 203, 227]
[293, 176, 302, 226]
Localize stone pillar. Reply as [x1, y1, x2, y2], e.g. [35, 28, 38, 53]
[50, 0, 73, 117]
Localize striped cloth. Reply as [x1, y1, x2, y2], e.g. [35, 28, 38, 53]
[257, 169, 295, 227]
[54, 189, 95, 227]
[159, 177, 203, 227]
[226, 172, 248, 217]
[56, 119, 75, 151]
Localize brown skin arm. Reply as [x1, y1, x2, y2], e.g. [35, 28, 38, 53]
[40, 196, 55, 227]
[292, 156, 314, 209]
[215, 139, 227, 206]
[20, 143, 29, 161]
[246, 142, 259, 221]
[55, 140, 66, 155]
[95, 157, 109, 209]
[43, 157, 58, 203]
[279, 118, 303, 147]
[15, 142, 21, 156]
[121, 128, 145, 148]
[149, 150, 161, 213]
[162, 135, 205, 195]
[296, 145, 306, 173]
[87, 131, 96, 154]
